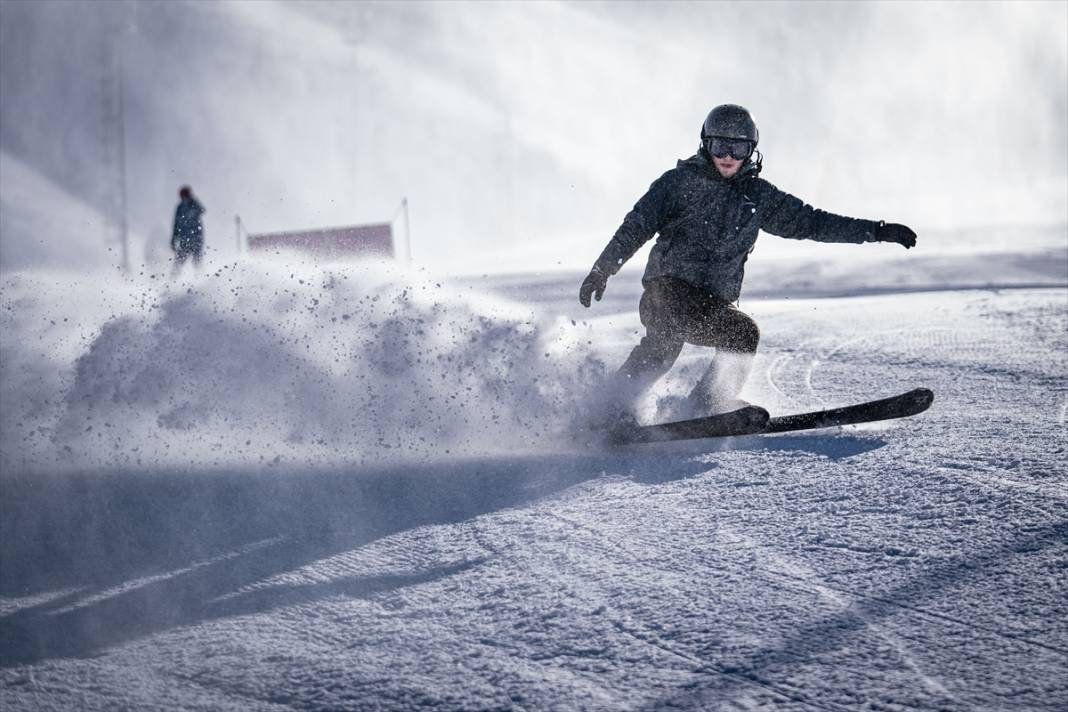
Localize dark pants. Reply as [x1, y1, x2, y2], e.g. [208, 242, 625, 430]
[172, 242, 203, 274]
[614, 277, 760, 411]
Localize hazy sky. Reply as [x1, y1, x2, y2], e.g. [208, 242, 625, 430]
[1, 0, 1066, 274]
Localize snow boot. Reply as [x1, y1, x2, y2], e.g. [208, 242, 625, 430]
[683, 350, 755, 417]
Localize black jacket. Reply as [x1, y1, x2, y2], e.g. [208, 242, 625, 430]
[593, 151, 879, 302]
[172, 197, 205, 248]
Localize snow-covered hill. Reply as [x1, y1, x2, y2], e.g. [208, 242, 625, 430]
[0, 152, 122, 273]
[1, 233, 1066, 709]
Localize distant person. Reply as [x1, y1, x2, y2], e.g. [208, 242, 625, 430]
[171, 185, 205, 274]
[579, 104, 917, 432]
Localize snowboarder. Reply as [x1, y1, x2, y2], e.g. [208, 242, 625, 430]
[579, 104, 917, 427]
[171, 185, 205, 275]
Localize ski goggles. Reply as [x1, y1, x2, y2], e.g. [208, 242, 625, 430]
[705, 136, 754, 160]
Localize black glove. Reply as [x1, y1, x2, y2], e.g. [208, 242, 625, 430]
[875, 222, 917, 249]
[579, 267, 608, 307]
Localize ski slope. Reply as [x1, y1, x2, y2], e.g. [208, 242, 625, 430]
[1, 234, 1066, 710]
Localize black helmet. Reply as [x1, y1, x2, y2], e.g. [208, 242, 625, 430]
[700, 104, 759, 145]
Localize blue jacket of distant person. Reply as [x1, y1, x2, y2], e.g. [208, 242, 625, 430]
[172, 197, 205, 252]
[592, 150, 881, 303]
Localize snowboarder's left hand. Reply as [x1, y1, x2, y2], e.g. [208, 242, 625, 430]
[876, 222, 917, 249]
[579, 267, 608, 307]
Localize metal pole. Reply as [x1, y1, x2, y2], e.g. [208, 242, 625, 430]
[235, 215, 242, 255]
[403, 197, 412, 265]
[118, 35, 129, 273]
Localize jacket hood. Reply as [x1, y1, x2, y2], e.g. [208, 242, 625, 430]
[678, 148, 761, 182]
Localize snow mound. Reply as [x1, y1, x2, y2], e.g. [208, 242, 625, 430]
[1, 259, 605, 473]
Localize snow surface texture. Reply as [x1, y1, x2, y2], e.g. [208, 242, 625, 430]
[2, 238, 1067, 710]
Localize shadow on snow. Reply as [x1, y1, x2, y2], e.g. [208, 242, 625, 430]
[1, 432, 883, 667]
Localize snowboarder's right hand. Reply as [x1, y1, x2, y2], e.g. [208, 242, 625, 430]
[579, 267, 608, 307]
[876, 222, 917, 249]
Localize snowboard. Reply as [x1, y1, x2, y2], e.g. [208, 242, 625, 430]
[616, 405, 770, 444]
[763, 387, 934, 434]
[617, 388, 934, 444]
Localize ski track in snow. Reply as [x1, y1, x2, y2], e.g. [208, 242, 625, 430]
[1, 260, 1067, 711]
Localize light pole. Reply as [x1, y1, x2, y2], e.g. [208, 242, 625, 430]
[116, 29, 129, 273]
[103, 2, 132, 273]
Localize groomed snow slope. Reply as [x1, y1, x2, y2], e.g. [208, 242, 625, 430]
[1, 242, 1066, 710]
